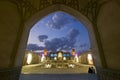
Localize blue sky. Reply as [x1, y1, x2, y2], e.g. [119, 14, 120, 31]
[27, 11, 90, 53]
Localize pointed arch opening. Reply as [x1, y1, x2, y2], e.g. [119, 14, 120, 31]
[15, 4, 103, 74]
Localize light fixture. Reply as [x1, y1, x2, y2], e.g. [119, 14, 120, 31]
[26, 53, 32, 64]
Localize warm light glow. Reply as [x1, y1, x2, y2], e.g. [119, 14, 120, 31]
[87, 54, 93, 64]
[63, 57, 66, 60]
[72, 51, 75, 56]
[44, 48, 47, 56]
[75, 54, 79, 63]
[54, 57, 57, 60]
[68, 64, 75, 68]
[45, 64, 51, 68]
[58, 52, 62, 58]
[41, 54, 45, 62]
[27, 53, 32, 64]
[72, 49, 75, 56]
[88, 54, 92, 60]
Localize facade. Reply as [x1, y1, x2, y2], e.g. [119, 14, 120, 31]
[0, 0, 120, 80]
[48, 51, 71, 60]
[79, 51, 94, 65]
[22, 51, 40, 65]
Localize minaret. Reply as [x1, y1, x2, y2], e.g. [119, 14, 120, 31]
[72, 49, 75, 56]
[44, 48, 47, 56]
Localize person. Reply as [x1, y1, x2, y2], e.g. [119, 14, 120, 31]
[91, 67, 95, 73]
[88, 67, 95, 74]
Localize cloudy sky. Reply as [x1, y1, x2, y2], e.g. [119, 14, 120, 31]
[27, 11, 90, 54]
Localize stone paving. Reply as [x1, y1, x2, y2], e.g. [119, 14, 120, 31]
[21, 63, 95, 74]
[19, 64, 97, 80]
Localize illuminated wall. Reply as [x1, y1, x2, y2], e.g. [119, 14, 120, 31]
[79, 51, 93, 65]
[23, 51, 40, 65]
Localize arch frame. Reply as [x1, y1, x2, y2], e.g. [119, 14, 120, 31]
[15, 4, 103, 68]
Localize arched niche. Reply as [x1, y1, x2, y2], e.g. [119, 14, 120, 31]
[15, 4, 103, 69]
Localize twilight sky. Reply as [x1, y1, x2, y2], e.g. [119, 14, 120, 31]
[27, 11, 90, 53]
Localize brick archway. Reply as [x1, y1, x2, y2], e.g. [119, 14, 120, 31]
[15, 4, 103, 69]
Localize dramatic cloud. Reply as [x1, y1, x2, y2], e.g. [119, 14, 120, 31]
[35, 29, 80, 52]
[67, 29, 79, 39]
[27, 44, 44, 51]
[27, 12, 90, 53]
[38, 35, 48, 42]
[27, 27, 80, 52]
[44, 37, 76, 52]
[46, 12, 77, 29]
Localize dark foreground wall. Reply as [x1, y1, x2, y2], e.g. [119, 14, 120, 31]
[0, 67, 21, 80]
[97, 68, 120, 80]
